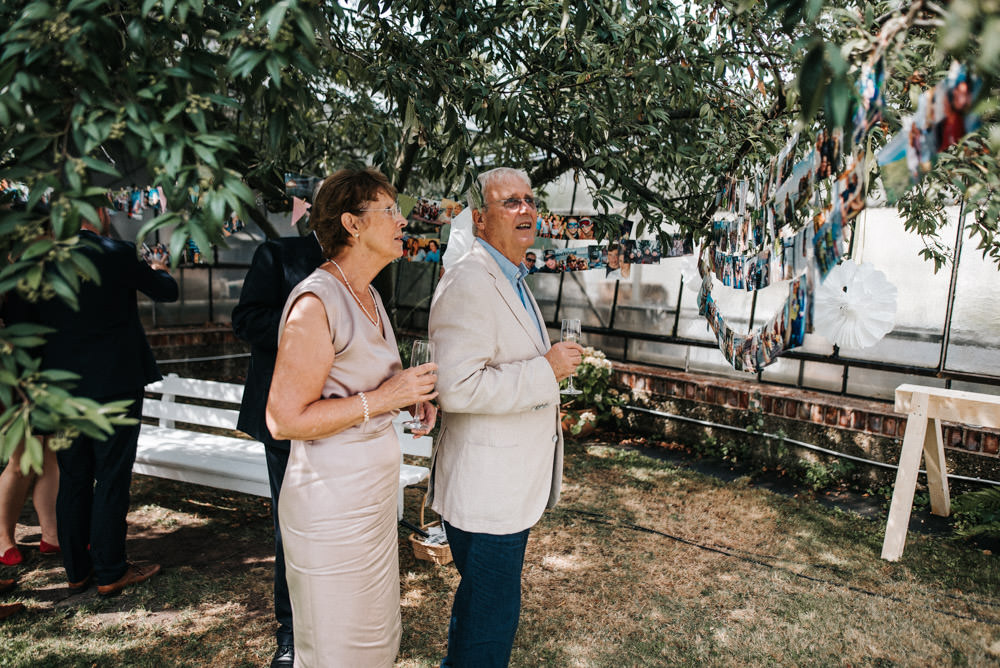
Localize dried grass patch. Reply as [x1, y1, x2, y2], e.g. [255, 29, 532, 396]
[2, 441, 997, 666]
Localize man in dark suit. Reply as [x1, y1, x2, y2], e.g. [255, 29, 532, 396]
[231, 233, 324, 668]
[39, 216, 178, 597]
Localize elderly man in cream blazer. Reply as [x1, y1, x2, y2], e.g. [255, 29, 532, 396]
[428, 167, 583, 667]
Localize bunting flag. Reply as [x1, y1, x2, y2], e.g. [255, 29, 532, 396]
[290, 196, 311, 228]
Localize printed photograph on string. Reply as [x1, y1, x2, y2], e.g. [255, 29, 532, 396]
[839, 153, 867, 220]
[665, 233, 694, 257]
[722, 328, 736, 366]
[524, 249, 540, 274]
[536, 213, 568, 239]
[732, 256, 745, 290]
[560, 247, 590, 272]
[284, 173, 322, 200]
[743, 254, 758, 292]
[409, 197, 444, 225]
[771, 132, 799, 196]
[732, 333, 747, 372]
[623, 240, 642, 265]
[402, 236, 444, 263]
[564, 217, 582, 240]
[537, 248, 562, 273]
[604, 242, 631, 279]
[577, 217, 596, 240]
[636, 239, 661, 264]
[851, 58, 885, 148]
[813, 207, 843, 280]
[755, 248, 772, 290]
[713, 248, 725, 276]
[743, 335, 761, 374]
[876, 130, 910, 205]
[936, 62, 981, 153]
[587, 245, 607, 270]
[815, 128, 843, 180]
[721, 255, 734, 287]
[698, 278, 712, 316]
[713, 217, 729, 252]
[786, 275, 809, 348]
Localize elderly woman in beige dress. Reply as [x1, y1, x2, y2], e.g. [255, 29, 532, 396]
[267, 167, 438, 667]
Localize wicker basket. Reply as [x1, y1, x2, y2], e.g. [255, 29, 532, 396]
[408, 494, 452, 565]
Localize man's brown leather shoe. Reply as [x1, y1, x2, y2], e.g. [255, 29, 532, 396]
[67, 571, 94, 594]
[0, 578, 15, 595]
[0, 602, 24, 620]
[96, 562, 161, 597]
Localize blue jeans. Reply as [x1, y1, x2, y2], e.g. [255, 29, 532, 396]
[441, 521, 531, 668]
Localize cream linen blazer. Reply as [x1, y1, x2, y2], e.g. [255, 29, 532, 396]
[427, 242, 563, 534]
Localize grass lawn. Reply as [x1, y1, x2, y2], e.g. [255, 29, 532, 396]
[1, 437, 998, 667]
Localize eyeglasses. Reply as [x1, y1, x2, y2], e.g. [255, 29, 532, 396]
[355, 203, 402, 217]
[484, 196, 537, 211]
[525, 257, 536, 263]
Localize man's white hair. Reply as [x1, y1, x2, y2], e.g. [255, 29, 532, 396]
[468, 167, 532, 211]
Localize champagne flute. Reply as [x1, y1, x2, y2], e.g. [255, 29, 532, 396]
[403, 339, 435, 430]
[561, 318, 583, 395]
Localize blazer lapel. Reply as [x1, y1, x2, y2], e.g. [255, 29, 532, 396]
[476, 245, 548, 354]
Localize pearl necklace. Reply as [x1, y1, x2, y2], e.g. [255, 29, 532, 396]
[329, 259, 380, 329]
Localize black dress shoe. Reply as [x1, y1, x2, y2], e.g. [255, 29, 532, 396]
[270, 644, 294, 667]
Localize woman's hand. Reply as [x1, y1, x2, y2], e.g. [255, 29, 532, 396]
[369, 362, 438, 415]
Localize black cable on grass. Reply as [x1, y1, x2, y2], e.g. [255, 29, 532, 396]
[556, 507, 1000, 627]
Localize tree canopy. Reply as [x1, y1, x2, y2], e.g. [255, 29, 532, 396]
[1, 0, 997, 469]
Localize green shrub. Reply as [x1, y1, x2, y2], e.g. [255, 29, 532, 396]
[952, 487, 1000, 540]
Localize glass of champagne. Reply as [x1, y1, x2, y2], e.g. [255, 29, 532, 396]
[403, 339, 435, 430]
[561, 318, 582, 395]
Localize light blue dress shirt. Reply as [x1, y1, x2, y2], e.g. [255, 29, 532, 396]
[477, 239, 546, 341]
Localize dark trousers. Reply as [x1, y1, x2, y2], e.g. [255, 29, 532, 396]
[441, 521, 531, 668]
[56, 389, 143, 586]
[265, 445, 293, 646]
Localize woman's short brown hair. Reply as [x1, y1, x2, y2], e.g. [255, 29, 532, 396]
[310, 168, 397, 258]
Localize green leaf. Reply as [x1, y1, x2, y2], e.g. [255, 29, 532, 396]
[2, 415, 25, 461]
[37, 369, 81, 382]
[19, 239, 54, 261]
[798, 39, 826, 122]
[264, 1, 291, 42]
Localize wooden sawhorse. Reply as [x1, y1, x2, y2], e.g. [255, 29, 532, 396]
[881, 384, 1000, 561]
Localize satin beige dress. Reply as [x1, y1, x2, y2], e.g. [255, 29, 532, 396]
[277, 269, 402, 668]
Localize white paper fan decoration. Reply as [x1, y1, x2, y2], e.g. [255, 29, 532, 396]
[814, 259, 898, 349]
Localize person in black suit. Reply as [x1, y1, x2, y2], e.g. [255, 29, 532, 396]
[231, 233, 324, 668]
[35, 215, 178, 596]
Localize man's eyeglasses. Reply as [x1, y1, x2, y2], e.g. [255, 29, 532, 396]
[525, 256, 536, 263]
[355, 203, 402, 217]
[484, 196, 537, 211]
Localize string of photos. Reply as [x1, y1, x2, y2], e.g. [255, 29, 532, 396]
[317, 183, 700, 275]
[696, 58, 981, 374]
[104, 183, 250, 265]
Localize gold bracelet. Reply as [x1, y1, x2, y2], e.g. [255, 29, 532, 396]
[358, 391, 370, 424]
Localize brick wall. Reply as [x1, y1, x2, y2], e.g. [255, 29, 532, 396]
[614, 361, 1000, 483]
[147, 326, 249, 382]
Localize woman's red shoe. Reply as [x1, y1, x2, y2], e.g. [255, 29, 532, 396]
[0, 547, 23, 566]
[39, 540, 60, 555]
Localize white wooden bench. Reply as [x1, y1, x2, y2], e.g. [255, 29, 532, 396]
[881, 384, 1000, 561]
[136, 373, 432, 520]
